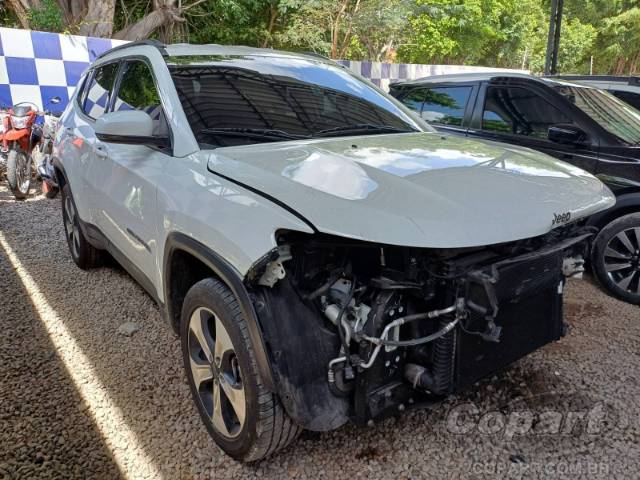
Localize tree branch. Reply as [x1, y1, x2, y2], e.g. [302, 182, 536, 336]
[113, 3, 183, 41]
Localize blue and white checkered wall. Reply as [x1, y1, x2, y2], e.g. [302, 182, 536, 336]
[0, 27, 125, 110]
[0, 26, 526, 110]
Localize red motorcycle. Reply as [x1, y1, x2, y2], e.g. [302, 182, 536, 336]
[2, 101, 42, 199]
[0, 106, 8, 181]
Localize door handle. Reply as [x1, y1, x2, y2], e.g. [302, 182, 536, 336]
[65, 127, 76, 137]
[94, 144, 108, 158]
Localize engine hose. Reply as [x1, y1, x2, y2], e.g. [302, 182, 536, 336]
[373, 318, 459, 347]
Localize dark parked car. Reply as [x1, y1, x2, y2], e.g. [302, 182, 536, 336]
[546, 75, 640, 111]
[391, 72, 640, 305]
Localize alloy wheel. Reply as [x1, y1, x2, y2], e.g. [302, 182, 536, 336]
[63, 195, 81, 259]
[604, 227, 640, 296]
[187, 307, 246, 439]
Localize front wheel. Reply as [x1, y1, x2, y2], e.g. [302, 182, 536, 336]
[592, 212, 640, 305]
[181, 278, 300, 461]
[6, 149, 31, 200]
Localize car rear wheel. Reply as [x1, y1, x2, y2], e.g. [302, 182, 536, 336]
[181, 278, 300, 461]
[61, 184, 104, 269]
[592, 213, 640, 305]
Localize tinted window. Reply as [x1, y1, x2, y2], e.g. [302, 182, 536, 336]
[399, 88, 426, 113]
[482, 86, 571, 139]
[422, 86, 472, 126]
[552, 84, 640, 145]
[168, 55, 424, 148]
[112, 60, 166, 135]
[81, 62, 119, 119]
[610, 90, 640, 110]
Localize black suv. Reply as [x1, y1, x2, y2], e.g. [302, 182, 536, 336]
[546, 75, 640, 111]
[391, 72, 640, 305]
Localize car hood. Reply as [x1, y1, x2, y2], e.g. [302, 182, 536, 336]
[206, 132, 615, 248]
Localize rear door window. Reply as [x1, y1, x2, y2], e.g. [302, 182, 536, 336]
[81, 62, 119, 119]
[422, 86, 472, 126]
[482, 85, 571, 139]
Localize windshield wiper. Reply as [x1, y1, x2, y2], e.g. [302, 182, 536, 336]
[314, 123, 417, 137]
[199, 127, 310, 141]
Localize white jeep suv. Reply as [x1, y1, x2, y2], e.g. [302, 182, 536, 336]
[53, 40, 614, 461]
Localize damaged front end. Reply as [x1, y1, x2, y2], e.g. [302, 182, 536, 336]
[246, 225, 592, 431]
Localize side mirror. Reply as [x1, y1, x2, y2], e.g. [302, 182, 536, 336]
[95, 110, 168, 147]
[548, 124, 586, 145]
[50, 96, 61, 105]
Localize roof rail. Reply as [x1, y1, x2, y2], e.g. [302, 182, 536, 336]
[92, 39, 167, 63]
[302, 51, 332, 61]
[546, 74, 640, 86]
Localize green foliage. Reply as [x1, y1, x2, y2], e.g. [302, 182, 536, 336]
[27, 0, 64, 33]
[2, 0, 639, 75]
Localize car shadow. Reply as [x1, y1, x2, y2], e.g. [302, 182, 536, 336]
[0, 186, 634, 478]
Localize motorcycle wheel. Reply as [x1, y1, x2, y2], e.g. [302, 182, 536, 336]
[6, 150, 32, 200]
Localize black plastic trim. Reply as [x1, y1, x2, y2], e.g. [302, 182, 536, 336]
[74, 217, 160, 302]
[96, 132, 170, 149]
[163, 232, 276, 391]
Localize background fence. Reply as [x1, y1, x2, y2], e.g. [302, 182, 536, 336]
[0, 27, 525, 110]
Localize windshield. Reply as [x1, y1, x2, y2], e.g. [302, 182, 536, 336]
[552, 83, 640, 145]
[166, 54, 428, 148]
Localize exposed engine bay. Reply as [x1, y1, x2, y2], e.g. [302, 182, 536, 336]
[247, 225, 592, 431]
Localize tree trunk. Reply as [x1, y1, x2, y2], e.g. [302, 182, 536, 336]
[56, 0, 88, 29]
[7, 0, 42, 29]
[337, 0, 360, 59]
[77, 0, 116, 38]
[261, 3, 279, 48]
[113, 1, 183, 41]
[330, 0, 350, 59]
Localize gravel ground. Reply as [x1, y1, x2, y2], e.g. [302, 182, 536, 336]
[1, 184, 639, 480]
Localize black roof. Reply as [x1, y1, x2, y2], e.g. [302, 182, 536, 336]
[389, 71, 592, 89]
[390, 71, 546, 87]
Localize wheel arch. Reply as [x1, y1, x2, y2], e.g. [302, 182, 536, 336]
[52, 156, 68, 189]
[586, 191, 640, 231]
[163, 232, 276, 391]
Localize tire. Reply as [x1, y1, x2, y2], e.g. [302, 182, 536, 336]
[61, 184, 104, 269]
[181, 278, 300, 462]
[6, 149, 31, 200]
[592, 212, 640, 305]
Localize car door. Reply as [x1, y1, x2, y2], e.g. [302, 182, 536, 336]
[62, 63, 120, 224]
[468, 82, 600, 173]
[396, 84, 476, 137]
[88, 58, 171, 292]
